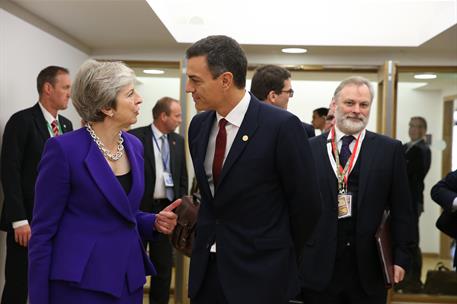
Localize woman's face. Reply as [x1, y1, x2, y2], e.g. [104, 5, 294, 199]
[111, 83, 142, 128]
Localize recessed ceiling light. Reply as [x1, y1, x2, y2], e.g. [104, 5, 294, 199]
[414, 73, 437, 80]
[281, 48, 308, 54]
[143, 69, 165, 75]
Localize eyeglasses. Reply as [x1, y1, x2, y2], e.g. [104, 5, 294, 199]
[280, 89, 294, 97]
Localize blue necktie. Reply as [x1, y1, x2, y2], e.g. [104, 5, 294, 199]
[161, 135, 174, 201]
[339, 135, 354, 167]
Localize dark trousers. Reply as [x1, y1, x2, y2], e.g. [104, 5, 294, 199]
[191, 254, 228, 304]
[302, 245, 387, 304]
[1, 229, 28, 304]
[145, 235, 173, 304]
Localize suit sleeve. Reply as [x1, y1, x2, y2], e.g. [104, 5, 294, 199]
[390, 141, 416, 270]
[276, 115, 321, 262]
[1, 114, 29, 224]
[431, 170, 457, 212]
[28, 139, 71, 304]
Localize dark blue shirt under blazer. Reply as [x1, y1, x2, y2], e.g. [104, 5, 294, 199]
[28, 128, 157, 303]
[188, 95, 321, 304]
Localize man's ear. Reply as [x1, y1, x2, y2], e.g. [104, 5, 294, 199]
[42, 82, 53, 96]
[220, 72, 233, 89]
[266, 90, 277, 104]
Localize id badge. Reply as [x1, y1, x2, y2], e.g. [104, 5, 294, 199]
[163, 172, 174, 187]
[337, 193, 352, 219]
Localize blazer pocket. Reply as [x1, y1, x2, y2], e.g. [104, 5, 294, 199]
[50, 234, 96, 283]
[254, 237, 290, 250]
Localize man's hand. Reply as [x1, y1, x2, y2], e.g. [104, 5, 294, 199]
[14, 224, 31, 247]
[394, 265, 405, 283]
[154, 199, 182, 235]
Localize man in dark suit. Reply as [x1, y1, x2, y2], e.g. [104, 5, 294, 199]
[185, 35, 321, 304]
[0, 66, 73, 304]
[396, 116, 431, 292]
[250, 64, 315, 138]
[431, 170, 457, 269]
[129, 97, 188, 304]
[300, 76, 415, 304]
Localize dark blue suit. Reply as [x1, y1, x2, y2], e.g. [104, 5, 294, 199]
[301, 131, 415, 298]
[28, 129, 157, 303]
[188, 95, 321, 304]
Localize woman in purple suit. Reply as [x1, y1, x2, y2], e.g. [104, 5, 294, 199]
[28, 59, 181, 304]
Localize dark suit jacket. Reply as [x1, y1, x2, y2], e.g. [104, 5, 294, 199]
[129, 125, 188, 213]
[302, 131, 415, 295]
[29, 129, 156, 302]
[188, 95, 321, 304]
[404, 139, 431, 215]
[302, 122, 316, 138]
[431, 170, 457, 267]
[0, 102, 73, 231]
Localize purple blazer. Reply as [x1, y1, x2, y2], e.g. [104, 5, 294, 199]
[28, 128, 156, 303]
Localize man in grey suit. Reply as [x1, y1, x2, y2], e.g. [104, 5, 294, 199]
[1, 66, 73, 304]
[129, 97, 188, 304]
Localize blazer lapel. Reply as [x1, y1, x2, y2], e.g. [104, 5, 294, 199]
[321, 134, 338, 202]
[357, 131, 377, 211]
[143, 127, 156, 180]
[217, 98, 259, 189]
[32, 103, 50, 142]
[58, 117, 71, 133]
[123, 133, 143, 207]
[169, 133, 178, 180]
[193, 112, 215, 199]
[85, 138, 134, 223]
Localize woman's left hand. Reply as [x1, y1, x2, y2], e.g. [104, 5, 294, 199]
[154, 199, 182, 235]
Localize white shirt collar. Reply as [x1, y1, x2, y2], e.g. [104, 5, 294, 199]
[151, 123, 165, 139]
[215, 91, 250, 127]
[333, 125, 363, 142]
[38, 102, 59, 125]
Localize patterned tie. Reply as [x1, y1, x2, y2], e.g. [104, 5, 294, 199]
[161, 135, 174, 201]
[51, 120, 60, 136]
[339, 135, 354, 167]
[212, 118, 227, 187]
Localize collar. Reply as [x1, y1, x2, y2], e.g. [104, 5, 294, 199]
[38, 101, 59, 125]
[215, 90, 250, 127]
[407, 139, 423, 147]
[151, 123, 165, 139]
[333, 125, 364, 142]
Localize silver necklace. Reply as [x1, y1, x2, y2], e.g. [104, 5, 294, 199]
[85, 123, 124, 161]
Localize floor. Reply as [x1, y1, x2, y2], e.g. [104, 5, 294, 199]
[141, 256, 455, 304]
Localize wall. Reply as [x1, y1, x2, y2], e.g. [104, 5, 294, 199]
[0, 8, 88, 297]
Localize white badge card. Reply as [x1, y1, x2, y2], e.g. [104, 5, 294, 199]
[337, 193, 352, 219]
[163, 172, 174, 187]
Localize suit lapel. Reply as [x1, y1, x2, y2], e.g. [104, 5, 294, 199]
[169, 133, 178, 183]
[58, 117, 71, 133]
[217, 98, 259, 189]
[193, 112, 215, 199]
[357, 131, 377, 211]
[321, 134, 338, 202]
[32, 103, 50, 142]
[143, 127, 156, 181]
[123, 133, 142, 207]
[85, 136, 134, 223]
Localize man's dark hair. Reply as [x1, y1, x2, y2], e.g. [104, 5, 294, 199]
[250, 65, 291, 101]
[153, 97, 178, 120]
[37, 66, 69, 95]
[185, 35, 247, 89]
[410, 116, 428, 131]
[313, 107, 329, 117]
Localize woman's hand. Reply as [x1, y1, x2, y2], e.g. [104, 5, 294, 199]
[154, 199, 182, 235]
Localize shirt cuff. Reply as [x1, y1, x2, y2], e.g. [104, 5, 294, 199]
[12, 220, 29, 229]
[452, 197, 457, 212]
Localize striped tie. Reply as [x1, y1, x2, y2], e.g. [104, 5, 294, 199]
[51, 120, 60, 136]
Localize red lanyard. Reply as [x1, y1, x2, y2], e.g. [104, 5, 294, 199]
[331, 127, 361, 189]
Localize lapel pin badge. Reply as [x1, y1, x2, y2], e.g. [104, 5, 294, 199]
[242, 135, 249, 142]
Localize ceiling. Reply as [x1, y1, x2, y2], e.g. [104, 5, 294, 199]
[3, 0, 457, 61]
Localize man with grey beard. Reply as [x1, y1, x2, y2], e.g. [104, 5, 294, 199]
[298, 76, 416, 303]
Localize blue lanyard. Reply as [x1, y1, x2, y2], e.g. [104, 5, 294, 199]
[152, 132, 169, 169]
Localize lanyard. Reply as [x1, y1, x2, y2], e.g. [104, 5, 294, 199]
[152, 132, 169, 169]
[331, 127, 361, 193]
[46, 121, 62, 137]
